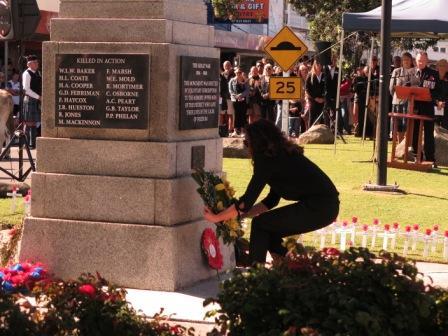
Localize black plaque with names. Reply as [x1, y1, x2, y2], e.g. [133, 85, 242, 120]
[179, 56, 220, 130]
[55, 54, 149, 129]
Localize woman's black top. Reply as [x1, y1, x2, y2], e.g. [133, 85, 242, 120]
[436, 72, 448, 102]
[352, 75, 367, 97]
[237, 150, 339, 212]
[305, 74, 326, 100]
[249, 75, 262, 105]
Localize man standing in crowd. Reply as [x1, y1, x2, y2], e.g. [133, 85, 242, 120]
[368, 56, 380, 134]
[325, 56, 341, 132]
[22, 55, 42, 148]
[219, 60, 234, 136]
[413, 51, 438, 167]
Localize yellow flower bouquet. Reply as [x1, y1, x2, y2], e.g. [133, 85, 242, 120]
[192, 168, 244, 245]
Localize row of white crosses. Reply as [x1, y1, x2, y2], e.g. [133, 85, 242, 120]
[7, 186, 31, 216]
[315, 217, 448, 260]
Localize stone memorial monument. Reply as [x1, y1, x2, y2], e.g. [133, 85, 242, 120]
[18, 0, 235, 290]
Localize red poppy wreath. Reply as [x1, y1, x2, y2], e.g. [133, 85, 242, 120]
[201, 228, 224, 270]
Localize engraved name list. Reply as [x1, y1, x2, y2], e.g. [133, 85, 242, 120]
[55, 54, 149, 129]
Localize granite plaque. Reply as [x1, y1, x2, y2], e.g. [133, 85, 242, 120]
[191, 145, 205, 170]
[55, 54, 149, 129]
[179, 56, 220, 130]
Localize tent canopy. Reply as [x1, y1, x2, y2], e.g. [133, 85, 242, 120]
[342, 0, 448, 38]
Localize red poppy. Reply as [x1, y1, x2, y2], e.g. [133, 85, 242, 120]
[393, 222, 399, 230]
[384, 224, 390, 231]
[79, 284, 96, 298]
[352, 216, 358, 224]
[201, 228, 223, 270]
[425, 229, 432, 236]
[405, 225, 412, 233]
[445, 231, 448, 238]
[362, 224, 369, 232]
[322, 247, 340, 256]
[413, 224, 419, 231]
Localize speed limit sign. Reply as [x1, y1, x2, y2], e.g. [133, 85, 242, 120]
[269, 77, 301, 100]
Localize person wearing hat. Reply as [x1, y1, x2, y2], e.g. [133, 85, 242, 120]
[22, 55, 42, 148]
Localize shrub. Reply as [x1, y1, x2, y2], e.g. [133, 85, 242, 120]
[33, 273, 193, 336]
[206, 241, 448, 336]
[0, 272, 192, 336]
[0, 292, 38, 335]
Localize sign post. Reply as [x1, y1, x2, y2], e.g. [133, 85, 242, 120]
[264, 26, 307, 134]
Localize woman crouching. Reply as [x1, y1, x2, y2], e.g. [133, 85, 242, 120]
[204, 119, 340, 264]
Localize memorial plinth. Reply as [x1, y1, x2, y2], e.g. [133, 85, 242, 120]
[18, 0, 234, 291]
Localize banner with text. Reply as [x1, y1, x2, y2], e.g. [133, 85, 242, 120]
[214, 0, 269, 25]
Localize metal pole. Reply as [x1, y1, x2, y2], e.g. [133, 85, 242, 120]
[362, 37, 375, 144]
[334, 30, 345, 154]
[18, 43, 24, 179]
[376, 0, 392, 186]
[281, 71, 289, 134]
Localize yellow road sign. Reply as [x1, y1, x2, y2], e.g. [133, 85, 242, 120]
[269, 77, 302, 100]
[264, 26, 308, 72]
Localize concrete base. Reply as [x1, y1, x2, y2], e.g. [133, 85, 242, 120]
[18, 217, 235, 291]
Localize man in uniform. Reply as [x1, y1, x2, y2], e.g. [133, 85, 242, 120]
[413, 51, 437, 167]
[22, 55, 42, 148]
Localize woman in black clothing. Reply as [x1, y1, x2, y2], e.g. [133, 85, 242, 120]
[305, 60, 326, 126]
[352, 66, 372, 137]
[204, 119, 339, 264]
[229, 67, 249, 136]
[436, 59, 448, 130]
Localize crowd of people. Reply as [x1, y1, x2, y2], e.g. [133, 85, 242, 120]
[219, 55, 364, 140]
[219, 50, 448, 167]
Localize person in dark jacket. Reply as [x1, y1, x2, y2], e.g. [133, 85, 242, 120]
[412, 52, 438, 166]
[324, 57, 342, 132]
[305, 59, 326, 127]
[352, 66, 374, 138]
[204, 119, 340, 264]
[435, 59, 448, 130]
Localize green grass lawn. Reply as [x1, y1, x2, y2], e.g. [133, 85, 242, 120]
[0, 198, 25, 230]
[224, 136, 448, 262]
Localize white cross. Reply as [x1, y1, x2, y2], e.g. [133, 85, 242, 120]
[6, 186, 22, 213]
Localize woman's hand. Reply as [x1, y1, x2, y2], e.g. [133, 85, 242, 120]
[204, 204, 239, 223]
[204, 206, 219, 223]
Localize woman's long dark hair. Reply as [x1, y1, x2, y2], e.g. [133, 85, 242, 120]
[245, 119, 304, 158]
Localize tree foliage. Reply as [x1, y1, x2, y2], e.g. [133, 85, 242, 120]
[288, 0, 438, 66]
[288, 0, 381, 43]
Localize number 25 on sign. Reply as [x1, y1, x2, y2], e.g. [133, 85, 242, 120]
[269, 77, 301, 100]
